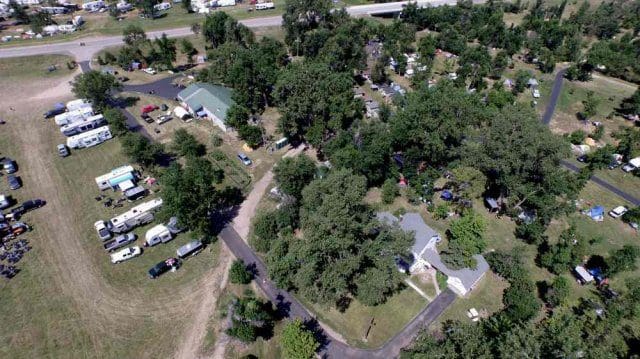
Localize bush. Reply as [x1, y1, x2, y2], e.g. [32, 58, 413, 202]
[226, 320, 257, 343]
[381, 178, 399, 204]
[544, 276, 570, 308]
[229, 259, 253, 284]
[172, 128, 206, 157]
[568, 130, 586, 145]
[211, 134, 223, 147]
[250, 211, 279, 253]
[237, 124, 263, 149]
[433, 203, 449, 220]
[436, 271, 448, 290]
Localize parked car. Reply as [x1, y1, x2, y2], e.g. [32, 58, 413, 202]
[155, 114, 172, 125]
[7, 175, 21, 190]
[110, 246, 142, 264]
[148, 257, 179, 279]
[237, 153, 252, 166]
[0, 194, 13, 210]
[141, 112, 154, 123]
[94, 220, 112, 241]
[103, 233, 137, 252]
[577, 155, 588, 163]
[3, 159, 17, 173]
[57, 144, 70, 157]
[609, 206, 628, 218]
[622, 163, 638, 172]
[11, 199, 46, 216]
[143, 68, 157, 75]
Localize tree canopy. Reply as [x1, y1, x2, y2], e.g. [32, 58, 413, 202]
[70, 71, 122, 110]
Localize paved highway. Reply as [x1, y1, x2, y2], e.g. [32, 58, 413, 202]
[0, 0, 483, 61]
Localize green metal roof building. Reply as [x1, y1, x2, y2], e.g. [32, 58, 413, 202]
[177, 83, 233, 131]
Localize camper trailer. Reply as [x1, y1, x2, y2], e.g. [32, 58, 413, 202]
[153, 2, 171, 10]
[82, 0, 105, 11]
[108, 198, 163, 234]
[124, 186, 147, 201]
[144, 224, 173, 246]
[176, 240, 203, 258]
[255, 2, 274, 10]
[66, 126, 112, 149]
[60, 114, 106, 136]
[54, 106, 94, 126]
[94, 165, 135, 190]
[215, 0, 235, 6]
[66, 99, 91, 112]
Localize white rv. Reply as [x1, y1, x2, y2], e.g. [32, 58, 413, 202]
[144, 224, 173, 246]
[153, 2, 171, 10]
[255, 2, 274, 10]
[82, 0, 105, 11]
[95, 165, 135, 190]
[66, 126, 112, 149]
[55, 106, 94, 126]
[66, 99, 91, 112]
[215, 0, 235, 6]
[108, 198, 163, 234]
[61, 114, 106, 136]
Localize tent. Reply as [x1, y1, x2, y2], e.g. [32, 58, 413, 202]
[587, 205, 605, 222]
[441, 190, 453, 201]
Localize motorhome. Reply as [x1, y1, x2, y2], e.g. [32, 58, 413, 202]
[255, 2, 274, 10]
[144, 224, 173, 246]
[54, 106, 93, 126]
[94, 165, 135, 190]
[176, 240, 203, 258]
[60, 114, 106, 136]
[108, 198, 163, 234]
[66, 126, 112, 149]
[66, 99, 91, 112]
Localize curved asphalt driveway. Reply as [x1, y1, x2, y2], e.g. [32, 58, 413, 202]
[542, 68, 640, 206]
[218, 225, 457, 358]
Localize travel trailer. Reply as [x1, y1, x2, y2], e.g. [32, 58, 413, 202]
[144, 224, 173, 246]
[108, 198, 163, 234]
[94, 165, 135, 190]
[54, 106, 94, 126]
[60, 114, 106, 136]
[66, 126, 112, 149]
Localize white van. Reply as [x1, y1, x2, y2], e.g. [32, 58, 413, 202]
[144, 224, 173, 247]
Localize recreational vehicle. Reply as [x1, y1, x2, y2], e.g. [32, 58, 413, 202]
[66, 126, 112, 149]
[108, 198, 163, 234]
[255, 2, 274, 10]
[66, 99, 91, 112]
[54, 106, 93, 126]
[176, 240, 203, 258]
[94, 165, 135, 190]
[124, 186, 147, 201]
[144, 224, 173, 246]
[82, 0, 105, 11]
[215, 0, 235, 6]
[60, 114, 106, 136]
[153, 2, 171, 10]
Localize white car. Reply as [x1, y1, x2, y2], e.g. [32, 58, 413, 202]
[143, 68, 157, 75]
[94, 220, 111, 241]
[110, 246, 142, 264]
[609, 206, 628, 218]
[532, 89, 541, 98]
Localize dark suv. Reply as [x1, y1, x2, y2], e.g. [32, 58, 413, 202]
[148, 257, 179, 279]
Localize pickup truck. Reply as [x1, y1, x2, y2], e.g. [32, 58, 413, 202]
[103, 233, 137, 252]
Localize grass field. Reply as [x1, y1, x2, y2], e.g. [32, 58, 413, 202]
[0, 55, 75, 79]
[0, 64, 232, 357]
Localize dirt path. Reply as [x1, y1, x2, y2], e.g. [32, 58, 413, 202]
[174, 245, 232, 359]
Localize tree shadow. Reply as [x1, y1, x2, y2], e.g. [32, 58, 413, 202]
[303, 318, 330, 353]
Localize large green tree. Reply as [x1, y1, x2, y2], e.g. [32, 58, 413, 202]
[280, 319, 320, 359]
[70, 70, 122, 109]
[273, 155, 316, 200]
[442, 211, 486, 269]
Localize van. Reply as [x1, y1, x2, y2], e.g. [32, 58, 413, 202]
[176, 240, 203, 258]
[0, 194, 12, 210]
[144, 224, 173, 247]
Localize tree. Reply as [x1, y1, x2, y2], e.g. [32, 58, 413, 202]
[491, 50, 510, 79]
[513, 69, 531, 94]
[544, 276, 571, 308]
[122, 24, 147, 49]
[275, 61, 362, 147]
[619, 87, 640, 116]
[121, 133, 165, 167]
[71, 71, 122, 110]
[226, 294, 274, 343]
[457, 45, 492, 89]
[202, 12, 253, 48]
[9, 1, 30, 24]
[29, 11, 52, 34]
[251, 211, 279, 253]
[237, 124, 263, 149]
[136, 0, 156, 19]
[153, 33, 177, 70]
[355, 266, 404, 306]
[442, 211, 486, 269]
[612, 127, 640, 159]
[582, 91, 599, 119]
[281, 319, 320, 359]
[103, 107, 128, 136]
[160, 157, 224, 234]
[539, 226, 586, 274]
[273, 155, 316, 200]
[171, 128, 205, 157]
[282, 0, 332, 53]
[449, 166, 487, 200]
[181, 0, 192, 12]
[229, 259, 253, 284]
[606, 245, 640, 276]
[381, 178, 399, 204]
[180, 38, 196, 63]
[621, 206, 640, 225]
[370, 58, 388, 85]
[568, 130, 586, 145]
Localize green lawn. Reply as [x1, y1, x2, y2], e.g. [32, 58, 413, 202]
[302, 288, 428, 349]
[0, 55, 75, 79]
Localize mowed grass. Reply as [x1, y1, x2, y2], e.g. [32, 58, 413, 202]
[0, 55, 75, 80]
[301, 288, 428, 349]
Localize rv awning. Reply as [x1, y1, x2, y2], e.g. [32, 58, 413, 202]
[118, 179, 136, 191]
[108, 172, 134, 187]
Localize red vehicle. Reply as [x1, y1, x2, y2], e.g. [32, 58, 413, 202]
[141, 105, 158, 114]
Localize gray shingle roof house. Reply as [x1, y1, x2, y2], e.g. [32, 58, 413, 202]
[177, 83, 233, 131]
[377, 212, 489, 297]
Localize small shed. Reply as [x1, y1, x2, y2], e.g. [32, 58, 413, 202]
[485, 197, 499, 212]
[587, 206, 605, 221]
[574, 265, 594, 284]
